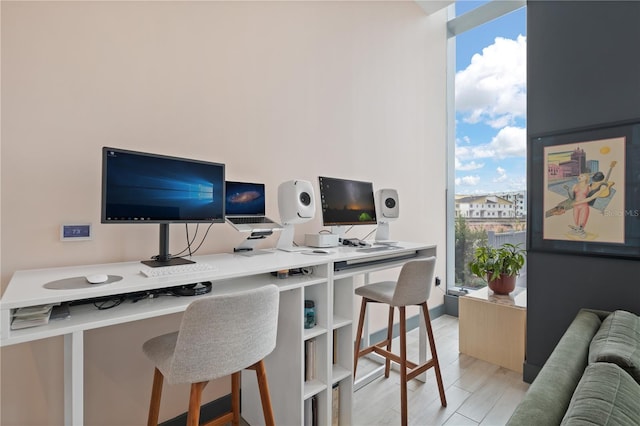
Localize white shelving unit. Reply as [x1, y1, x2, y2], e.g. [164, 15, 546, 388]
[0, 243, 436, 426]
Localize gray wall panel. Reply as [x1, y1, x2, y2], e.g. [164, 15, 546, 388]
[525, 0, 640, 381]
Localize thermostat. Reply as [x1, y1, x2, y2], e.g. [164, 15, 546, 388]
[60, 223, 92, 241]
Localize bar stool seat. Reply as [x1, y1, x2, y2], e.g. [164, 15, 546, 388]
[353, 257, 446, 426]
[142, 285, 279, 426]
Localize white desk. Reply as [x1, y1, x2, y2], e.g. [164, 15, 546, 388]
[1, 242, 436, 426]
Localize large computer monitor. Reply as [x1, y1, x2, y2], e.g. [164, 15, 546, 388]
[101, 147, 225, 267]
[318, 176, 377, 228]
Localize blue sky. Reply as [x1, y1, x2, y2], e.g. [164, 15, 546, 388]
[454, 3, 527, 195]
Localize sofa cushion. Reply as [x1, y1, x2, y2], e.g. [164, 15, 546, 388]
[506, 310, 603, 426]
[561, 362, 640, 425]
[589, 310, 640, 383]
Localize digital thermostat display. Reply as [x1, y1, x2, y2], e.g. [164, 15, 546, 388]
[60, 224, 92, 241]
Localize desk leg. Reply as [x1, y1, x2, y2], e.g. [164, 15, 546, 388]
[64, 331, 83, 426]
[354, 273, 386, 391]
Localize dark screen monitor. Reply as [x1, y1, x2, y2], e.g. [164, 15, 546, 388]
[318, 176, 377, 226]
[101, 147, 225, 266]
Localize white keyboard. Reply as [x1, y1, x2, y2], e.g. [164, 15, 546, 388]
[140, 262, 217, 278]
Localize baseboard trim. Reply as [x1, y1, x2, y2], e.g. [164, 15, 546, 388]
[523, 361, 542, 384]
[444, 294, 460, 317]
[159, 393, 233, 426]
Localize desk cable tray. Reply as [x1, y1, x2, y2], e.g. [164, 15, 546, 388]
[333, 249, 417, 271]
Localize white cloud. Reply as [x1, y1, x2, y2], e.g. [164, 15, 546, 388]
[455, 35, 526, 129]
[488, 126, 526, 158]
[456, 158, 484, 171]
[494, 167, 507, 182]
[456, 175, 481, 186]
[456, 126, 526, 161]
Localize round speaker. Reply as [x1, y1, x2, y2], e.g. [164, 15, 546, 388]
[385, 197, 396, 209]
[278, 180, 315, 224]
[300, 191, 311, 206]
[375, 188, 399, 220]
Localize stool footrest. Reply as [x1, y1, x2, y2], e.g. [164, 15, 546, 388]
[204, 412, 234, 426]
[407, 359, 436, 381]
[368, 346, 419, 370]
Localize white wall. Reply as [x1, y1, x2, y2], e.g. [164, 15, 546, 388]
[0, 1, 448, 424]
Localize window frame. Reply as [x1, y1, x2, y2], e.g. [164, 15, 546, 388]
[445, 1, 526, 295]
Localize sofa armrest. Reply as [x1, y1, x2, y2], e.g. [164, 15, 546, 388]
[507, 309, 604, 425]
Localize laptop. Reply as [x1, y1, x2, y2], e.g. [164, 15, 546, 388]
[225, 181, 283, 232]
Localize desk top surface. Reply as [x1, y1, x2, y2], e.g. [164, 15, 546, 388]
[1, 242, 434, 310]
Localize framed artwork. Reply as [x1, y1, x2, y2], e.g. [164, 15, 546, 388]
[529, 119, 640, 259]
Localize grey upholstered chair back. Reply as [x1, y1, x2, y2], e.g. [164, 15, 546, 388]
[391, 257, 436, 307]
[166, 284, 279, 384]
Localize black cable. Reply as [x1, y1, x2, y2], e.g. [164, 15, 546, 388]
[173, 223, 205, 258]
[93, 295, 125, 310]
[182, 222, 215, 256]
[186, 223, 197, 257]
[185, 223, 193, 257]
[361, 227, 377, 241]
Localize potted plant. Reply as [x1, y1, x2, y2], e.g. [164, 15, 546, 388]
[469, 243, 526, 295]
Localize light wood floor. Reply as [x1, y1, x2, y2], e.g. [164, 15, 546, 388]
[352, 314, 529, 426]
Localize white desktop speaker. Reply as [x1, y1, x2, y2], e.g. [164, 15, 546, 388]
[278, 180, 315, 225]
[376, 189, 399, 221]
[277, 180, 315, 251]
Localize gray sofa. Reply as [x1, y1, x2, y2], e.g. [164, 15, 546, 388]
[507, 309, 640, 425]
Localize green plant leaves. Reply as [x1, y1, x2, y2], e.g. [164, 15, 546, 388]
[469, 243, 526, 281]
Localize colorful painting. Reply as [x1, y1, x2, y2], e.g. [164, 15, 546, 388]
[529, 120, 640, 259]
[543, 137, 625, 243]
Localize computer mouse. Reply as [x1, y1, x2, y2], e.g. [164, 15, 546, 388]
[313, 249, 330, 254]
[86, 274, 109, 284]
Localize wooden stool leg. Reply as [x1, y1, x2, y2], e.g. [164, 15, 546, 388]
[399, 307, 408, 426]
[231, 372, 241, 426]
[353, 298, 368, 376]
[187, 381, 206, 426]
[148, 368, 164, 426]
[252, 360, 275, 426]
[422, 302, 447, 407]
[384, 306, 394, 378]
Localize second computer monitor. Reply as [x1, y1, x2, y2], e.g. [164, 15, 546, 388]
[318, 176, 377, 226]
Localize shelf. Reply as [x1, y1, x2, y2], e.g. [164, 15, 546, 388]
[304, 325, 328, 340]
[303, 379, 327, 400]
[332, 364, 351, 384]
[332, 315, 351, 330]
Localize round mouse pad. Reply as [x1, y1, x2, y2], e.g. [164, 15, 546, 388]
[43, 275, 123, 290]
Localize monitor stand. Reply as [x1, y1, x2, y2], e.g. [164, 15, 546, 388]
[374, 223, 397, 246]
[276, 225, 307, 252]
[141, 224, 195, 268]
[330, 226, 346, 239]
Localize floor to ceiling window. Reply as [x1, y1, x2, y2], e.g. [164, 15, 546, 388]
[447, 1, 527, 293]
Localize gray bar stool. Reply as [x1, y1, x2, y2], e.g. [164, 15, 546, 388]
[142, 285, 279, 426]
[353, 257, 446, 426]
